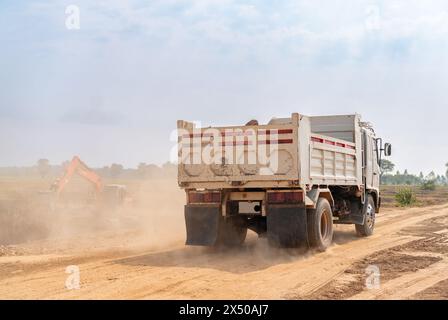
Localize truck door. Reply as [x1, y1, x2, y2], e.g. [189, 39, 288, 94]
[363, 131, 379, 190]
[371, 138, 380, 189]
[363, 131, 372, 189]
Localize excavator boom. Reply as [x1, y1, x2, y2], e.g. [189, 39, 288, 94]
[55, 156, 103, 197]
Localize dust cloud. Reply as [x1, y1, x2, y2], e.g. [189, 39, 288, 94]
[0, 178, 186, 254]
[2, 176, 312, 266]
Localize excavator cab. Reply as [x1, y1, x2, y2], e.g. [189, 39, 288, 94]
[102, 184, 128, 207]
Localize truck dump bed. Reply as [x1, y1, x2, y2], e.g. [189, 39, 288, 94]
[177, 113, 362, 189]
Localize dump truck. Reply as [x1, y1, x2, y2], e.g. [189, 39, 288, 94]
[177, 113, 391, 250]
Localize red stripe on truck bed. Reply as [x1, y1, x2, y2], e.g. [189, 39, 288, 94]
[182, 131, 255, 138]
[258, 129, 293, 135]
[258, 139, 293, 145]
[311, 136, 355, 150]
[182, 128, 293, 139]
[220, 141, 253, 146]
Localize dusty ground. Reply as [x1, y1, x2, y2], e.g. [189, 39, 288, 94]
[1, 178, 448, 299]
[1, 207, 448, 300]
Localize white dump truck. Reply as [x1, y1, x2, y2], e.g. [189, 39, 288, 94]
[177, 113, 391, 250]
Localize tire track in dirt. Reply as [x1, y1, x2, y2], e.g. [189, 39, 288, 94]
[351, 258, 448, 299]
[1, 204, 448, 299]
[300, 207, 448, 300]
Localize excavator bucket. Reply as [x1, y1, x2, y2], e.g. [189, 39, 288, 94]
[184, 205, 221, 246]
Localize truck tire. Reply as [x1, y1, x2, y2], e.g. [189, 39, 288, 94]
[307, 198, 334, 251]
[355, 195, 375, 237]
[216, 216, 247, 247]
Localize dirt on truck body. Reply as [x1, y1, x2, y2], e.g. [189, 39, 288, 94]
[177, 113, 392, 250]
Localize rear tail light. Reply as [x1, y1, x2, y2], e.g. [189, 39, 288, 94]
[267, 191, 303, 204]
[188, 191, 221, 204]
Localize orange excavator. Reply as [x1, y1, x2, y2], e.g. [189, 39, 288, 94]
[50, 156, 129, 207]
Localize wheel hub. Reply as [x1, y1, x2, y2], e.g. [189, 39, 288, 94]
[320, 210, 330, 240]
[365, 203, 375, 228]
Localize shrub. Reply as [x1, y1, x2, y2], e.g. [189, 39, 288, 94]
[420, 179, 436, 191]
[395, 187, 417, 206]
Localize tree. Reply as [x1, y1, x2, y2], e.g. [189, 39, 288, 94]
[162, 162, 177, 177]
[37, 159, 50, 178]
[421, 179, 436, 191]
[147, 164, 162, 178]
[379, 159, 395, 176]
[98, 166, 110, 177]
[61, 160, 70, 170]
[445, 162, 448, 181]
[426, 171, 436, 181]
[110, 163, 123, 178]
[137, 162, 147, 178]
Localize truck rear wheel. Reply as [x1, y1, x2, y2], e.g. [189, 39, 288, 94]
[355, 195, 375, 237]
[216, 216, 247, 247]
[307, 198, 334, 251]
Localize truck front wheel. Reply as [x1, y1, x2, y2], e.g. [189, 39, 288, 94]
[216, 216, 247, 247]
[355, 195, 375, 237]
[307, 198, 334, 251]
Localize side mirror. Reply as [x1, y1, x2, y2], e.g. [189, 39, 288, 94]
[384, 143, 392, 156]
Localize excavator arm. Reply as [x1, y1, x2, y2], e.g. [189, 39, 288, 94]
[54, 156, 103, 197]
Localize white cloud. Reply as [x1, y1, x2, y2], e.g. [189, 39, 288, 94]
[2, 0, 448, 173]
[236, 4, 259, 19]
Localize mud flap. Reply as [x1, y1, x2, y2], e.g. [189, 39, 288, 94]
[185, 204, 221, 246]
[337, 200, 365, 225]
[267, 205, 308, 248]
[349, 200, 365, 225]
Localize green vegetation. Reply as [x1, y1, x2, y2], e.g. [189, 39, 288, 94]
[36, 159, 50, 178]
[381, 159, 445, 207]
[379, 159, 395, 176]
[420, 179, 436, 191]
[380, 160, 447, 187]
[395, 187, 417, 206]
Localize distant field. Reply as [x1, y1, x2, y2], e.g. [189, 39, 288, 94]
[2, 177, 448, 300]
[381, 185, 448, 207]
[1, 175, 447, 245]
[1, 175, 446, 207]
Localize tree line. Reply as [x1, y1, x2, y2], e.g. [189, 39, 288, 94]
[0, 159, 177, 180]
[380, 159, 448, 187]
[2, 158, 447, 187]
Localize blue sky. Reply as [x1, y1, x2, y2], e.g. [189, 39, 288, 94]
[1, 0, 448, 174]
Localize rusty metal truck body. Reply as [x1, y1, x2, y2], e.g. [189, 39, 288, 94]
[177, 113, 391, 250]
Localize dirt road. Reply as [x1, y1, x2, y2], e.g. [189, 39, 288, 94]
[1, 204, 448, 299]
